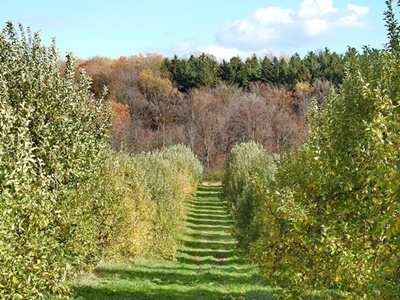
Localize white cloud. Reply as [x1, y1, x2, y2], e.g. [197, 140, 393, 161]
[218, 21, 277, 48]
[195, 45, 278, 61]
[253, 7, 295, 26]
[298, 0, 337, 18]
[339, 4, 370, 27]
[172, 0, 373, 59]
[195, 45, 243, 61]
[348, 4, 369, 16]
[304, 19, 330, 36]
[216, 6, 294, 49]
[214, 0, 372, 52]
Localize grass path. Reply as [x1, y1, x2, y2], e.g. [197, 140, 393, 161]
[72, 185, 276, 299]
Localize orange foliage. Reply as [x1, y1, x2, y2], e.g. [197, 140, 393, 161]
[111, 101, 131, 151]
[111, 101, 131, 125]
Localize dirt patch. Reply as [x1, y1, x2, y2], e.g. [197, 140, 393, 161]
[202, 181, 222, 186]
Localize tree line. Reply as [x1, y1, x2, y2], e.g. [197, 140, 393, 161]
[77, 49, 352, 171]
[163, 48, 346, 91]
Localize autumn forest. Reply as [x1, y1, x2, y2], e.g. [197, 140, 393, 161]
[81, 48, 346, 170]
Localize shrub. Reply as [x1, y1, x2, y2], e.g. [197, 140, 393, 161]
[248, 6, 400, 297]
[160, 144, 203, 189]
[0, 22, 202, 299]
[0, 22, 111, 299]
[222, 142, 277, 251]
[95, 153, 157, 260]
[135, 144, 202, 259]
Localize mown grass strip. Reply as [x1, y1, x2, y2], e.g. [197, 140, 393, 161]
[70, 184, 276, 299]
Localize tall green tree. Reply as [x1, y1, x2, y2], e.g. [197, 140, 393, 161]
[189, 53, 220, 88]
[163, 53, 219, 91]
[163, 55, 197, 92]
[260, 55, 273, 84]
[304, 51, 323, 82]
[219, 56, 249, 89]
[245, 54, 261, 83]
[324, 50, 344, 85]
[263, 56, 288, 85]
[285, 53, 311, 85]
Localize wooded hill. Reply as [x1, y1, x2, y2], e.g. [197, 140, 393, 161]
[76, 48, 362, 170]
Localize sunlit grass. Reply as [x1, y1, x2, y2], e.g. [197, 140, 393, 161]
[69, 185, 276, 300]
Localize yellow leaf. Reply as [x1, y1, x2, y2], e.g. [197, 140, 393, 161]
[386, 228, 392, 241]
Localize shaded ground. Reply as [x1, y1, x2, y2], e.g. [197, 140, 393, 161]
[71, 185, 276, 300]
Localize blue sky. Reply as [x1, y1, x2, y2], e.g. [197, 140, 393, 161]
[0, 1, 390, 60]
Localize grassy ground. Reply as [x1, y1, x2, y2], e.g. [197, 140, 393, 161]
[70, 185, 277, 299]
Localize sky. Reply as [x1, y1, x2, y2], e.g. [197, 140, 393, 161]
[0, 1, 391, 60]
